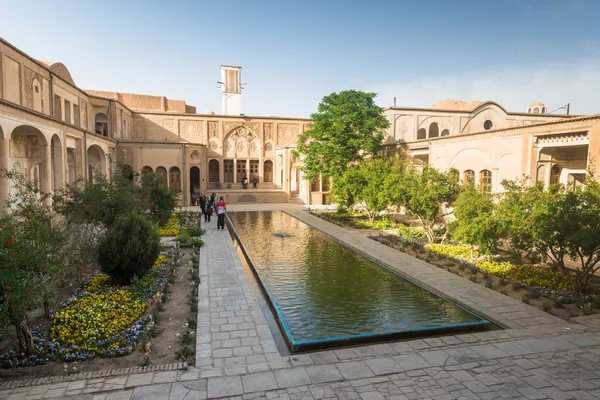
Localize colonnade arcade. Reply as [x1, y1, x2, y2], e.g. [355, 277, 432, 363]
[0, 119, 111, 206]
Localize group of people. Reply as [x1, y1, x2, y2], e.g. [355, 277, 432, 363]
[199, 193, 227, 230]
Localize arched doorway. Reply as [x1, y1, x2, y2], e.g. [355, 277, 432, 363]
[87, 145, 106, 183]
[169, 167, 181, 193]
[156, 167, 168, 188]
[10, 125, 48, 191]
[208, 159, 219, 185]
[51, 135, 63, 191]
[264, 160, 273, 183]
[190, 166, 200, 197]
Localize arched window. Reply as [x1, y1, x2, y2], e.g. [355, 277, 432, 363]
[94, 113, 108, 136]
[121, 164, 134, 181]
[479, 170, 492, 193]
[417, 128, 426, 140]
[142, 166, 153, 175]
[428, 123, 439, 138]
[156, 167, 168, 188]
[264, 160, 273, 183]
[463, 170, 475, 185]
[542, 107, 546, 114]
[550, 165, 561, 185]
[533, 107, 540, 114]
[169, 167, 181, 193]
[441, 129, 450, 137]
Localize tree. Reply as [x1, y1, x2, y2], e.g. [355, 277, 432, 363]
[54, 165, 175, 228]
[391, 165, 460, 243]
[448, 184, 501, 255]
[498, 176, 600, 292]
[331, 157, 401, 222]
[0, 169, 66, 353]
[294, 90, 389, 181]
[98, 213, 160, 286]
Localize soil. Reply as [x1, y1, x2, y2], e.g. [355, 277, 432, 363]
[0, 248, 197, 383]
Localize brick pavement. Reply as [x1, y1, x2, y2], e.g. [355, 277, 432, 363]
[1, 204, 599, 400]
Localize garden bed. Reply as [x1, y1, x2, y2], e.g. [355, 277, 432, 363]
[0, 248, 198, 382]
[311, 211, 600, 321]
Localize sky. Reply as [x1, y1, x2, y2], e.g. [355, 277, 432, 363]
[2, 0, 600, 118]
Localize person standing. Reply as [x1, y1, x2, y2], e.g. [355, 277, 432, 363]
[216, 196, 227, 230]
[204, 195, 214, 223]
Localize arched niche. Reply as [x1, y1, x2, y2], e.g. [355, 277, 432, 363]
[429, 122, 439, 138]
[94, 113, 108, 137]
[87, 145, 106, 183]
[10, 125, 49, 191]
[417, 128, 426, 140]
[169, 167, 181, 193]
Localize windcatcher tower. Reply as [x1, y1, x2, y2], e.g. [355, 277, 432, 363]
[220, 65, 242, 115]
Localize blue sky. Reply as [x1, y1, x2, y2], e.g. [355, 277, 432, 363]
[2, 0, 599, 117]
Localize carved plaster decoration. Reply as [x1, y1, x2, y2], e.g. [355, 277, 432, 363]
[264, 142, 273, 152]
[148, 118, 174, 133]
[264, 123, 274, 141]
[117, 147, 134, 165]
[249, 141, 258, 152]
[223, 121, 260, 137]
[190, 150, 200, 161]
[535, 132, 588, 145]
[225, 141, 233, 152]
[79, 98, 88, 129]
[23, 68, 38, 109]
[277, 124, 299, 146]
[209, 140, 219, 151]
[10, 136, 28, 158]
[179, 120, 204, 143]
[208, 121, 218, 138]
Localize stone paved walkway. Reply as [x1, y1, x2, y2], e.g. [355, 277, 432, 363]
[1, 204, 600, 399]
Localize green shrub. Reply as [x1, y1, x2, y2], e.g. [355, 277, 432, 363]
[397, 224, 426, 240]
[98, 213, 161, 286]
[183, 225, 204, 237]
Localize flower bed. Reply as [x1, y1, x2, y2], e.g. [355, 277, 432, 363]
[158, 214, 180, 236]
[476, 260, 569, 290]
[426, 243, 479, 260]
[1, 253, 170, 368]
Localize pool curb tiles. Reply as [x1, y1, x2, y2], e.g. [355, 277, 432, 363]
[228, 211, 490, 353]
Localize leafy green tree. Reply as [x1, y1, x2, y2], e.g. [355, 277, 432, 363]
[0, 169, 66, 353]
[54, 165, 175, 227]
[331, 157, 401, 222]
[391, 166, 460, 243]
[498, 177, 600, 292]
[449, 184, 501, 255]
[294, 90, 389, 181]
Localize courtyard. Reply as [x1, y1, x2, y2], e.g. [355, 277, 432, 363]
[1, 204, 599, 400]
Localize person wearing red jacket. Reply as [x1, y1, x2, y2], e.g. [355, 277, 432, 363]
[216, 197, 227, 230]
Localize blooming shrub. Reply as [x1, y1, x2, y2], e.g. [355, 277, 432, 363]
[158, 214, 180, 236]
[50, 289, 146, 345]
[397, 224, 427, 240]
[81, 273, 111, 293]
[153, 254, 168, 268]
[2, 253, 170, 367]
[426, 243, 479, 260]
[476, 260, 569, 290]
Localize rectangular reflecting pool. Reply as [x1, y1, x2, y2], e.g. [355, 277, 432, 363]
[229, 211, 489, 352]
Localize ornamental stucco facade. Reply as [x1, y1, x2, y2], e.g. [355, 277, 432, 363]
[1, 36, 599, 207]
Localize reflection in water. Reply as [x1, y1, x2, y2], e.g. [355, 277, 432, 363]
[230, 211, 484, 343]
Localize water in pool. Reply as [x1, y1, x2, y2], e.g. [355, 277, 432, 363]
[229, 211, 488, 349]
